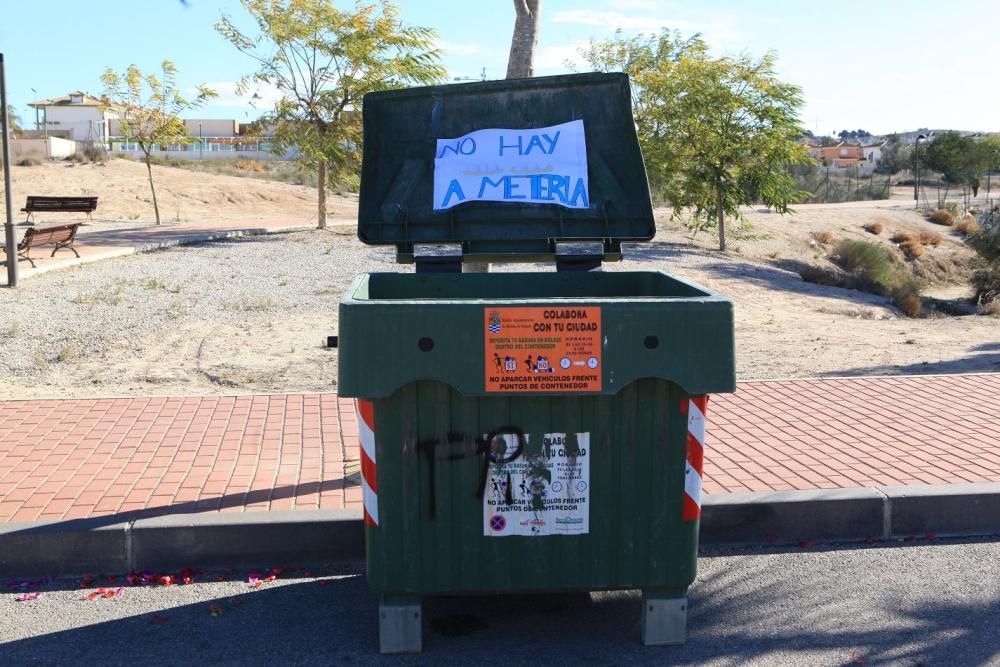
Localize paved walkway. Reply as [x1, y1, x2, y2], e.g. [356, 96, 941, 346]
[1, 216, 354, 282]
[0, 374, 998, 524]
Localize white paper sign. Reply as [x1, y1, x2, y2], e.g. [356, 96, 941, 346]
[484, 432, 590, 537]
[433, 119, 589, 210]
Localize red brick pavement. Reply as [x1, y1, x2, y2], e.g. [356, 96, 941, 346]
[0, 374, 998, 523]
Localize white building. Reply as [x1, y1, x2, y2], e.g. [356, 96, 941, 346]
[862, 140, 887, 164]
[27, 91, 118, 144]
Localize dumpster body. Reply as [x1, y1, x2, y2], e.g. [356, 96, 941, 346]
[338, 73, 735, 653]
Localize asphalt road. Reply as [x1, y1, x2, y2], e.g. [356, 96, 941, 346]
[1, 539, 997, 666]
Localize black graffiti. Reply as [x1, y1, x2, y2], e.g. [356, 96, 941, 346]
[416, 426, 525, 519]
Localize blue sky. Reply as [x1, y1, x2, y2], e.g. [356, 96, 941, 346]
[2, 0, 998, 135]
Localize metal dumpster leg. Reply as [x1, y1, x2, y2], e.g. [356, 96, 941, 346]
[641, 592, 687, 646]
[379, 595, 422, 654]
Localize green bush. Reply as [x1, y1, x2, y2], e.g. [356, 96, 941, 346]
[835, 240, 897, 292]
[834, 239, 923, 316]
[967, 226, 1000, 306]
[16, 156, 42, 166]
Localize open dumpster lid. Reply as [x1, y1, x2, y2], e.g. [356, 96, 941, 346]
[357, 72, 655, 262]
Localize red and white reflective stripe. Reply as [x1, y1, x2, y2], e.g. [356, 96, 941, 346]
[682, 396, 709, 521]
[357, 399, 379, 527]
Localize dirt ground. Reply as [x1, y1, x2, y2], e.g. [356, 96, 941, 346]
[0, 165, 996, 400]
[3, 159, 351, 225]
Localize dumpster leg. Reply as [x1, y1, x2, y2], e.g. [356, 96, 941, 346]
[379, 595, 422, 654]
[641, 592, 687, 646]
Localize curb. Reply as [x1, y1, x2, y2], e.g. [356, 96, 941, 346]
[2, 484, 998, 577]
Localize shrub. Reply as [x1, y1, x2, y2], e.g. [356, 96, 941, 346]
[811, 231, 836, 245]
[918, 231, 943, 246]
[956, 216, 980, 236]
[891, 231, 917, 244]
[16, 156, 41, 166]
[893, 288, 922, 317]
[835, 239, 897, 289]
[863, 222, 883, 235]
[926, 209, 956, 226]
[799, 265, 845, 288]
[899, 240, 925, 259]
[967, 227, 1000, 305]
[235, 159, 266, 172]
[834, 239, 924, 316]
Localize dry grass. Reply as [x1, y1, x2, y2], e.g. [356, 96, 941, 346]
[891, 231, 917, 244]
[235, 159, 267, 172]
[956, 216, 981, 235]
[893, 291, 923, 317]
[811, 231, 836, 245]
[926, 209, 956, 226]
[899, 240, 926, 259]
[982, 300, 1000, 316]
[862, 222, 884, 235]
[918, 231, 943, 246]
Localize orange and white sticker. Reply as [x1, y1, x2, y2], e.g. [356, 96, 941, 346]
[484, 306, 602, 393]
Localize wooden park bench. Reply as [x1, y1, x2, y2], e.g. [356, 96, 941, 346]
[0, 223, 82, 268]
[21, 196, 98, 224]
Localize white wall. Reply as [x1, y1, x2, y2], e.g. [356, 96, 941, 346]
[41, 106, 108, 142]
[184, 119, 238, 137]
[11, 136, 78, 159]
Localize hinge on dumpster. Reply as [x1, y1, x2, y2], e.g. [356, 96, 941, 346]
[555, 242, 604, 272]
[413, 243, 463, 273]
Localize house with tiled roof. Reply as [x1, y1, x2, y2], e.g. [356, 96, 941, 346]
[27, 91, 118, 143]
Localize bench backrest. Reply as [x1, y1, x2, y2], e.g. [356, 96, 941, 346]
[22, 224, 79, 247]
[24, 196, 98, 212]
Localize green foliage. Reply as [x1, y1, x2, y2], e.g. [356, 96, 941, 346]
[5, 105, 21, 135]
[835, 240, 897, 291]
[579, 31, 812, 250]
[101, 61, 216, 223]
[875, 134, 907, 175]
[967, 224, 1000, 306]
[216, 0, 445, 227]
[922, 131, 991, 184]
[834, 239, 923, 315]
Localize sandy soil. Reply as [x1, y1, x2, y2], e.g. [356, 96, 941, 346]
[3, 159, 355, 225]
[0, 166, 995, 400]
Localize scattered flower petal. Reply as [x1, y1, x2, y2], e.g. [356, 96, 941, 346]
[15, 592, 42, 602]
[209, 604, 223, 617]
[151, 615, 170, 625]
[157, 575, 174, 587]
[797, 540, 815, 549]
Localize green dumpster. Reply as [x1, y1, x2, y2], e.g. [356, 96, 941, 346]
[338, 72, 735, 653]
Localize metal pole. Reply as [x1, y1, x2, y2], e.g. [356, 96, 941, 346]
[1, 54, 18, 287]
[199, 123, 203, 159]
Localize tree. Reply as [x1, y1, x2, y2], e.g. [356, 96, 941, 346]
[101, 62, 215, 225]
[507, 0, 542, 79]
[217, 0, 445, 229]
[875, 133, 906, 175]
[582, 32, 812, 251]
[5, 105, 21, 136]
[923, 131, 990, 184]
